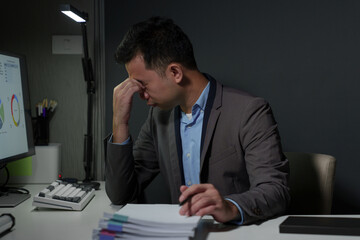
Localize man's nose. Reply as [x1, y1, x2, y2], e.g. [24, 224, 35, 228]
[143, 91, 150, 99]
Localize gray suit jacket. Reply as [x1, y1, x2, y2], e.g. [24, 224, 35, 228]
[105, 75, 290, 224]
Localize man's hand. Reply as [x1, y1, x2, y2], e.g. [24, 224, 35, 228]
[178, 184, 239, 223]
[112, 78, 146, 143]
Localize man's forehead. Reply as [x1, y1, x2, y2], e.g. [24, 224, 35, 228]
[126, 55, 145, 74]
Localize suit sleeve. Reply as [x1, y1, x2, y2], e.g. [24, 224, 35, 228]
[225, 98, 290, 224]
[105, 108, 160, 205]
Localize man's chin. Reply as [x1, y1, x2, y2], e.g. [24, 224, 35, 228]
[147, 102, 157, 107]
[158, 105, 175, 111]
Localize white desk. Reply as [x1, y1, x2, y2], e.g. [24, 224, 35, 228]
[1, 182, 359, 240]
[0, 182, 121, 240]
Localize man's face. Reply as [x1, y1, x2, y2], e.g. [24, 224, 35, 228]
[125, 55, 181, 110]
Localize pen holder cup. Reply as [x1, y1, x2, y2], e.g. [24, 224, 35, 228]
[33, 117, 49, 146]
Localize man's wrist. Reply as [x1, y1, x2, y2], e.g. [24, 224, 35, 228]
[109, 134, 131, 145]
[112, 123, 129, 143]
[225, 198, 244, 225]
[226, 200, 240, 220]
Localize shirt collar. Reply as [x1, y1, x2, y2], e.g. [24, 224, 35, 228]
[194, 82, 210, 112]
[180, 81, 210, 122]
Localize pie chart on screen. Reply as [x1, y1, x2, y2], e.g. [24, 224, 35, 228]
[11, 94, 20, 127]
[0, 97, 4, 129]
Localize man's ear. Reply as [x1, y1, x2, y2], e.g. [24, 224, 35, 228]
[167, 63, 183, 84]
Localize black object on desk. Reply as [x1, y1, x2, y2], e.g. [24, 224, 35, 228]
[33, 117, 50, 146]
[0, 213, 15, 236]
[280, 216, 360, 236]
[0, 186, 30, 207]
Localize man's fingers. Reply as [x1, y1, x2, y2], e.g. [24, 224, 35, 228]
[179, 184, 211, 203]
[178, 183, 238, 222]
[179, 185, 188, 193]
[120, 79, 144, 97]
[195, 204, 216, 217]
[179, 184, 213, 215]
[179, 190, 210, 216]
[187, 192, 217, 215]
[112, 78, 146, 134]
[113, 78, 146, 112]
[115, 78, 144, 95]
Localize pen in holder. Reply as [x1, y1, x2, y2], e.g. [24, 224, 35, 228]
[33, 99, 57, 146]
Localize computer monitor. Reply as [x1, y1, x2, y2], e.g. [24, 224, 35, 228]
[0, 50, 35, 207]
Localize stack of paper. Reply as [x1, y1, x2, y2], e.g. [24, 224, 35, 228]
[92, 204, 201, 240]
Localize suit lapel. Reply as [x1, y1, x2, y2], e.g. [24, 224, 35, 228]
[170, 107, 184, 186]
[200, 79, 223, 172]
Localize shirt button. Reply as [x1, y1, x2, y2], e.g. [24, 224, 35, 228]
[186, 153, 191, 158]
[187, 181, 192, 186]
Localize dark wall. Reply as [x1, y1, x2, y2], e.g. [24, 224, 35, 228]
[105, 0, 360, 213]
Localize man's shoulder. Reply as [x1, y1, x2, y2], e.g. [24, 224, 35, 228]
[221, 85, 268, 107]
[222, 85, 255, 98]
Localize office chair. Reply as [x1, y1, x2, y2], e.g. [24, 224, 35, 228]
[284, 152, 336, 215]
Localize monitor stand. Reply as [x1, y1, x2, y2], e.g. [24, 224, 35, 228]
[0, 193, 31, 207]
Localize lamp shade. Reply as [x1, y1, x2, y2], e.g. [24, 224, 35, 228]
[60, 4, 88, 23]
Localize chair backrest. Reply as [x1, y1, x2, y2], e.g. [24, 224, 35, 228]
[285, 152, 336, 215]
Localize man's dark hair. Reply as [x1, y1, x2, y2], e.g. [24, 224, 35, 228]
[115, 17, 197, 74]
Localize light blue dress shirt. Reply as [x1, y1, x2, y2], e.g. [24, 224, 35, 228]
[180, 83, 210, 187]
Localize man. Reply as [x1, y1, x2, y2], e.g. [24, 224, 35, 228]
[105, 17, 290, 225]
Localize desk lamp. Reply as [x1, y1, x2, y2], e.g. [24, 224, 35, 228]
[60, 4, 99, 190]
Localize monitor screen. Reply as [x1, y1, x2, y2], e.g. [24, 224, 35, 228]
[0, 50, 35, 166]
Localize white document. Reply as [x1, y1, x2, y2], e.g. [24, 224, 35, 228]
[99, 218, 195, 237]
[98, 204, 201, 238]
[114, 204, 201, 227]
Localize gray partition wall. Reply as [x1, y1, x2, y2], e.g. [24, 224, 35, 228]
[105, 0, 360, 213]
